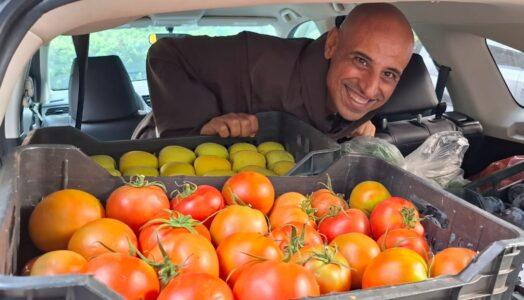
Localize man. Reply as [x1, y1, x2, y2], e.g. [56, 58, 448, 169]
[146, 3, 413, 140]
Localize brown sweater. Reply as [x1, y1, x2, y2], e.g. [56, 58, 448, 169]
[146, 32, 374, 139]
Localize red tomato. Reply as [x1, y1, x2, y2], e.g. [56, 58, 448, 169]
[270, 223, 323, 254]
[139, 210, 211, 255]
[310, 188, 348, 219]
[318, 208, 371, 243]
[362, 248, 428, 289]
[68, 218, 137, 260]
[30, 250, 87, 276]
[377, 228, 431, 261]
[171, 184, 224, 226]
[233, 260, 320, 300]
[290, 245, 351, 294]
[210, 205, 268, 246]
[146, 232, 219, 277]
[106, 177, 170, 232]
[349, 181, 391, 215]
[330, 232, 381, 289]
[370, 196, 425, 240]
[430, 247, 477, 277]
[222, 171, 275, 214]
[216, 232, 283, 285]
[86, 253, 159, 300]
[158, 273, 233, 300]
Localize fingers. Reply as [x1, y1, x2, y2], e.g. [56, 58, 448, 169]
[351, 121, 376, 137]
[200, 113, 259, 138]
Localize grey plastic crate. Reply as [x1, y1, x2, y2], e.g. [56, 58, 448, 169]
[1, 145, 523, 299]
[23, 111, 341, 176]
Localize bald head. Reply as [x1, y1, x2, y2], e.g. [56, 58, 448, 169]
[324, 3, 414, 122]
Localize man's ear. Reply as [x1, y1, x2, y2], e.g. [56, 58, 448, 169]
[324, 28, 339, 60]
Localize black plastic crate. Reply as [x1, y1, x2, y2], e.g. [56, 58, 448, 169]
[0, 145, 523, 299]
[23, 111, 341, 176]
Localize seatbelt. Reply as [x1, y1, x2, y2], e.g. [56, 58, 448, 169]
[434, 63, 451, 119]
[72, 34, 89, 129]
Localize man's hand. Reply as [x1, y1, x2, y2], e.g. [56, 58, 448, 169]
[200, 113, 259, 138]
[351, 120, 376, 137]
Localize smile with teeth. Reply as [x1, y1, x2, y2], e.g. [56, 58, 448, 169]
[344, 84, 373, 107]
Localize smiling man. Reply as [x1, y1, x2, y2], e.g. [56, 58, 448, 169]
[146, 3, 414, 140]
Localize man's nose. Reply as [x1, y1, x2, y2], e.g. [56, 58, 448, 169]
[360, 71, 380, 100]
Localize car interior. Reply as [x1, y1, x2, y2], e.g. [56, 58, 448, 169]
[1, 1, 524, 178]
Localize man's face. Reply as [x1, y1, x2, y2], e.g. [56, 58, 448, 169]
[325, 23, 413, 120]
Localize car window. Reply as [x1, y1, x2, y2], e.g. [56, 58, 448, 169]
[413, 34, 453, 111]
[486, 39, 524, 106]
[290, 20, 321, 39]
[47, 24, 278, 96]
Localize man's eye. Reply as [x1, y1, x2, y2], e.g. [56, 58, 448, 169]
[383, 71, 398, 82]
[354, 56, 368, 67]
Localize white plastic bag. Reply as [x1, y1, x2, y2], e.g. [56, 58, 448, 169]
[341, 136, 406, 168]
[404, 131, 469, 187]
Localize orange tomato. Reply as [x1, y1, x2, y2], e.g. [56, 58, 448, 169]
[377, 228, 431, 261]
[310, 189, 348, 219]
[210, 205, 268, 246]
[362, 248, 428, 289]
[330, 232, 381, 289]
[271, 192, 307, 211]
[68, 218, 137, 260]
[269, 207, 316, 229]
[222, 171, 275, 214]
[270, 223, 323, 254]
[430, 247, 477, 277]
[158, 273, 233, 300]
[30, 250, 87, 276]
[29, 189, 104, 251]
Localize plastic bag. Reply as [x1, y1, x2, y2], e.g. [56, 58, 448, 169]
[404, 131, 469, 188]
[341, 131, 469, 188]
[341, 136, 406, 168]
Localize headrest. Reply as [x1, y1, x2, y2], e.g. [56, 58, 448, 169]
[69, 55, 139, 122]
[375, 53, 439, 118]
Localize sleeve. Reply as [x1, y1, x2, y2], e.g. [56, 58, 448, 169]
[146, 34, 250, 137]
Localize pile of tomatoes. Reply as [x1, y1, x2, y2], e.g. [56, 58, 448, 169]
[25, 172, 477, 299]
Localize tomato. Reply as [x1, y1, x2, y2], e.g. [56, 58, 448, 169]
[270, 223, 323, 254]
[290, 245, 351, 294]
[147, 232, 219, 277]
[362, 248, 428, 289]
[106, 177, 170, 232]
[30, 250, 87, 276]
[158, 273, 233, 300]
[310, 189, 348, 219]
[29, 189, 104, 251]
[21, 256, 39, 276]
[233, 260, 320, 300]
[377, 228, 430, 261]
[222, 171, 275, 214]
[139, 210, 210, 255]
[430, 247, 477, 277]
[272, 192, 307, 211]
[269, 207, 316, 230]
[330, 232, 381, 289]
[171, 184, 225, 226]
[210, 205, 268, 246]
[216, 232, 282, 285]
[349, 181, 391, 215]
[68, 218, 137, 260]
[370, 197, 425, 239]
[86, 253, 159, 300]
[318, 208, 371, 243]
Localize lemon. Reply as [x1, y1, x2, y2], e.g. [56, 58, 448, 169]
[195, 143, 228, 159]
[271, 161, 296, 176]
[231, 150, 266, 171]
[194, 155, 232, 176]
[91, 155, 116, 170]
[257, 141, 285, 155]
[240, 165, 277, 176]
[229, 143, 257, 157]
[122, 166, 159, 177]
[160, 162, 195, 176]
[266, 150, 295, 169]
[119, 151, 158, 173]
[158, 145, 196, 167]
